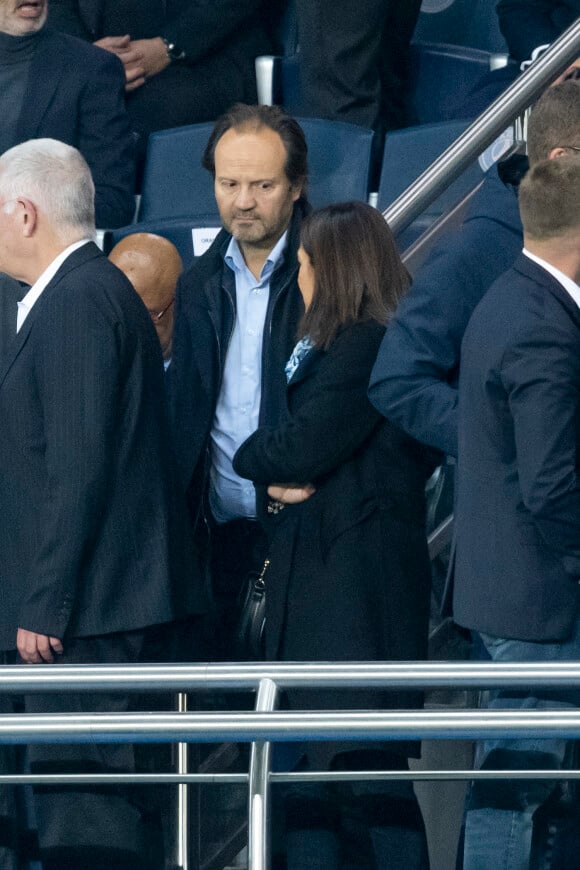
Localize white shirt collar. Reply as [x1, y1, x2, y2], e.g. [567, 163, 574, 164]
[523, 248, 580, 310]
[16, 239, 91, 333]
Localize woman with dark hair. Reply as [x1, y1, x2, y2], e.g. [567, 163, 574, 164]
[233, 201, 434, 869]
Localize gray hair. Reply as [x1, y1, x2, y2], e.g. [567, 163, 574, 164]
[0, 139, 95, 241]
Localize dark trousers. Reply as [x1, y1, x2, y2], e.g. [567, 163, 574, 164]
[295, 0, 422, 131]
[209, 518, 268, 662]
[2, 617, 205, 870]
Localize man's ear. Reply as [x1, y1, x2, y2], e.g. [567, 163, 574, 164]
[548, 147, 570, 160]
[18, 198, 38, 238]
[290, 183, 303, 203]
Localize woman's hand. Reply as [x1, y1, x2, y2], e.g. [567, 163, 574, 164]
[267, 484, 316, 504]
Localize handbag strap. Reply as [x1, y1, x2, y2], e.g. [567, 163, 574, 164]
[256, 558, 270, 590]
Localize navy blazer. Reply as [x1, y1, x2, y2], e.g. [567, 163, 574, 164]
[453, 254, 580, 642]
[0, 243, 205, 651]
[16, 28, 135, 228]
[369, 164, 524, 457]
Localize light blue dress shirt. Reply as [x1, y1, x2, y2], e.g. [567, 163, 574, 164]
[209, 232, 287, 523]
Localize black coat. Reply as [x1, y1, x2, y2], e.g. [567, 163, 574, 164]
[234, 320, 436, 761]
[0, 243, 206, 650]
[15, 28, 136, 228]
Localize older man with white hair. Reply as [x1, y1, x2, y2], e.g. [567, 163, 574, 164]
[0, 138, 206, 870]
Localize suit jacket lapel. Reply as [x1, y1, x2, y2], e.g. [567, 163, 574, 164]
[0, 242, 102, 391]
[16, 30, 63, 142]
[0, 301, 38, 391]
[515, 254, 580, 329]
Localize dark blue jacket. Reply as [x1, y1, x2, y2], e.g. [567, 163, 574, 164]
[453, 254, 580, 641]
[18, 28, 135, 228]
[168, 202, 307, 522]
[368, 162, 524, 457]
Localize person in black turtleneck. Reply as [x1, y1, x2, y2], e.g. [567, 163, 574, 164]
[0, 0, 135, 228]
[48, 0, 272, 165]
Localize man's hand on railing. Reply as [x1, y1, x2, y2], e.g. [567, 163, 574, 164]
[17, 628, 63, 664]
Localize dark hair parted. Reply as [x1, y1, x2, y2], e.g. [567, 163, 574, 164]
[202, 103, 308, 196]
[527, 80, 580, 166]
[299, 201, 410, 350]
[518, 155, 580, 241]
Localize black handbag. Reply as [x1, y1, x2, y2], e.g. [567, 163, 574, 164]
[235, 558, 269, 660]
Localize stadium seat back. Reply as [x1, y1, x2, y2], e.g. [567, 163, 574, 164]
[139, 123, 218, 223]
[409, 42, 503, 124]
[296, 117, 374, 208]
[108, 216, 222, 270]
[414, 0, 508, 53]
[377, 119, 484, 248]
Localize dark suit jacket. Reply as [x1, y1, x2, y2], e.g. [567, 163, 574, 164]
[16, 27, 135, 228]
[0, 274, 22, 365]
[234, 321, 436, 764]
[497, 0, 580, 64]
[0, 243, 206, 651]
[453, 254, 580, 642]
[49, 0, 270, 131]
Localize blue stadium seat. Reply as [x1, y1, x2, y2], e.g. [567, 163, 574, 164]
[296, 117, 374, 207]
[138, 123, 219, 223]
[140, 117, 374, 220]
[377, 119, 485, 247]
[408, 42, 514, 124]
[107, 216, 222, 270]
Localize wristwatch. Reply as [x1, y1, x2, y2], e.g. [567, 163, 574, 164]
[162, 37, 186, 62]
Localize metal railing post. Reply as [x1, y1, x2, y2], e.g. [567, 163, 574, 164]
[177, 692, 190, 870]
[248, 678, 278, 870]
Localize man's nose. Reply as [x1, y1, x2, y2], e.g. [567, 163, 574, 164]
[235, 186, 256, 209]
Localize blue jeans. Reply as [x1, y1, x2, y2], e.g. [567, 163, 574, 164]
[463, 616, 580, 870]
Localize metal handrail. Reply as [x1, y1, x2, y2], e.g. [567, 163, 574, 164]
[3, 707, 580, 743]
[383, 17, 580, 234]
[1, 660, 580, 691]
[3, 662, 580, 870]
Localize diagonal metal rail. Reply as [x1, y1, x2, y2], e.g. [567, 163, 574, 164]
[383, 17, 580, 234]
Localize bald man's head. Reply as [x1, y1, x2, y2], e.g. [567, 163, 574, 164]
[109, 233, 182, 361]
